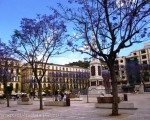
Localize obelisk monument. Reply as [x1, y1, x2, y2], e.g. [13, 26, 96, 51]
[88, 33, 105, 95]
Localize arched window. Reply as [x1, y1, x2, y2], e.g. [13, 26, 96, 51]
[91, 66, 95, 76]
[48, 84, 51, 89]
[56, 84, 59, 90]
[10, 83, 13, 89]
[34, 83, 37, 88]
[98, 66, 101, 75]
[16, 83, 19, 90]
[43, 84, 46, 89]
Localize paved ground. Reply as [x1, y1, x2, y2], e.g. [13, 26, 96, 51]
[0, 93, 150, 120]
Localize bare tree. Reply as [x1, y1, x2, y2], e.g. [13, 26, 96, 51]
[9, 14, 68, 110]
[52, 0, 150, 115]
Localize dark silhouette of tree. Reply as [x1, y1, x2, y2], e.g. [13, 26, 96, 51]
[0, 40, 14, 107]
[9, 14, 67, 110]
[68, 60, 90, 68]
[51, 0, 150, 115]
[139, 64, 150, 92]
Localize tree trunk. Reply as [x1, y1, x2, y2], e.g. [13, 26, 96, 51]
[6, 91, 9, 107]
[109, 65, 119, 115]
[39, 82, 43, 110]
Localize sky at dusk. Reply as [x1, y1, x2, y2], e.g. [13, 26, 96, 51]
[0, 0, 147, 64]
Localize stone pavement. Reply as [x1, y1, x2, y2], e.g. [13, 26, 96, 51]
[0, 93, 150, 120]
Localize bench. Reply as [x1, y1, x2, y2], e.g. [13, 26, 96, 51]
[97, 97, 121, 103]
[95, 102, 136, 109]
[44, 101, 66, 106]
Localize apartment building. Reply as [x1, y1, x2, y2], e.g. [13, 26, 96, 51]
[115, 42, 150, 92]
[0, 57, 22, 94]
[21, 62, 90, 95]
[130, 42, 150, 65]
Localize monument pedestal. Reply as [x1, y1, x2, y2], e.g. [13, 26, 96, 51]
[88, 86, 105, 96]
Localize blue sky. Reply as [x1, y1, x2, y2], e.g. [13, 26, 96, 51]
[0, 0, 147, 64]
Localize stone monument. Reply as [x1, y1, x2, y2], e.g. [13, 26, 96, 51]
[88, 57, 105, 95]
[88, 32, 105, 96]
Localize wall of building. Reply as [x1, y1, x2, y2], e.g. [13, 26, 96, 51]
[0, 57, 21, 94]
[21, 63, 90, 95]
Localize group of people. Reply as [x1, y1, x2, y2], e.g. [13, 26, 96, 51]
[55, 91, 67, 101]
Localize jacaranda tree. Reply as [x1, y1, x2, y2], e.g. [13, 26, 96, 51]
[51, 0, 150, 115]
[9, 14, 68, 110]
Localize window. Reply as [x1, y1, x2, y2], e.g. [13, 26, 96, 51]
[98, 66, 101, 75]
[16, 83, 19, 90]
[142, 55, 147, 59]
[43, 84, 46, 89]
[48, 84, 51, 89]
[120, 60, 123, 63]
[91, 66, 95, 76]
[16, 69, 19, 74]
[48, 78, 50, 82]
[122, 76, 125, 79]
[133, 53, 137, 55]
[91, 81, 96, 86]
[34, 83, 37, 88]
[143, 61, 147, 64]
[43, 77, 46, 82]
[11, 68, 13, 74]
[18, 76, 20, 81]
[141, 49, 146, 54]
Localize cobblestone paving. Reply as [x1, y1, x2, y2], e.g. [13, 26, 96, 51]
[0, 93, 150, 120]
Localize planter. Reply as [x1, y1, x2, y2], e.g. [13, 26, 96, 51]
[17, 98, 33, 105]
[21, 97, 29, 102]
[97, 97, 120, 103]
[0, 99, 5, 104]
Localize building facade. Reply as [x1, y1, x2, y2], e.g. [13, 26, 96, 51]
[0, 57, 21, 94]
[115, 42, 150, 92]
[21, 63, 90, 95]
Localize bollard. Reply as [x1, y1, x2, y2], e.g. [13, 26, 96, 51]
[124, 94, 128, 101]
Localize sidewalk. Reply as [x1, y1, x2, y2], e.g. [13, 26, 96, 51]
[0, 93, 150, 120]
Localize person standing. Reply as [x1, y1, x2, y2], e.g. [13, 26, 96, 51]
[55, 90, 58, 101]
